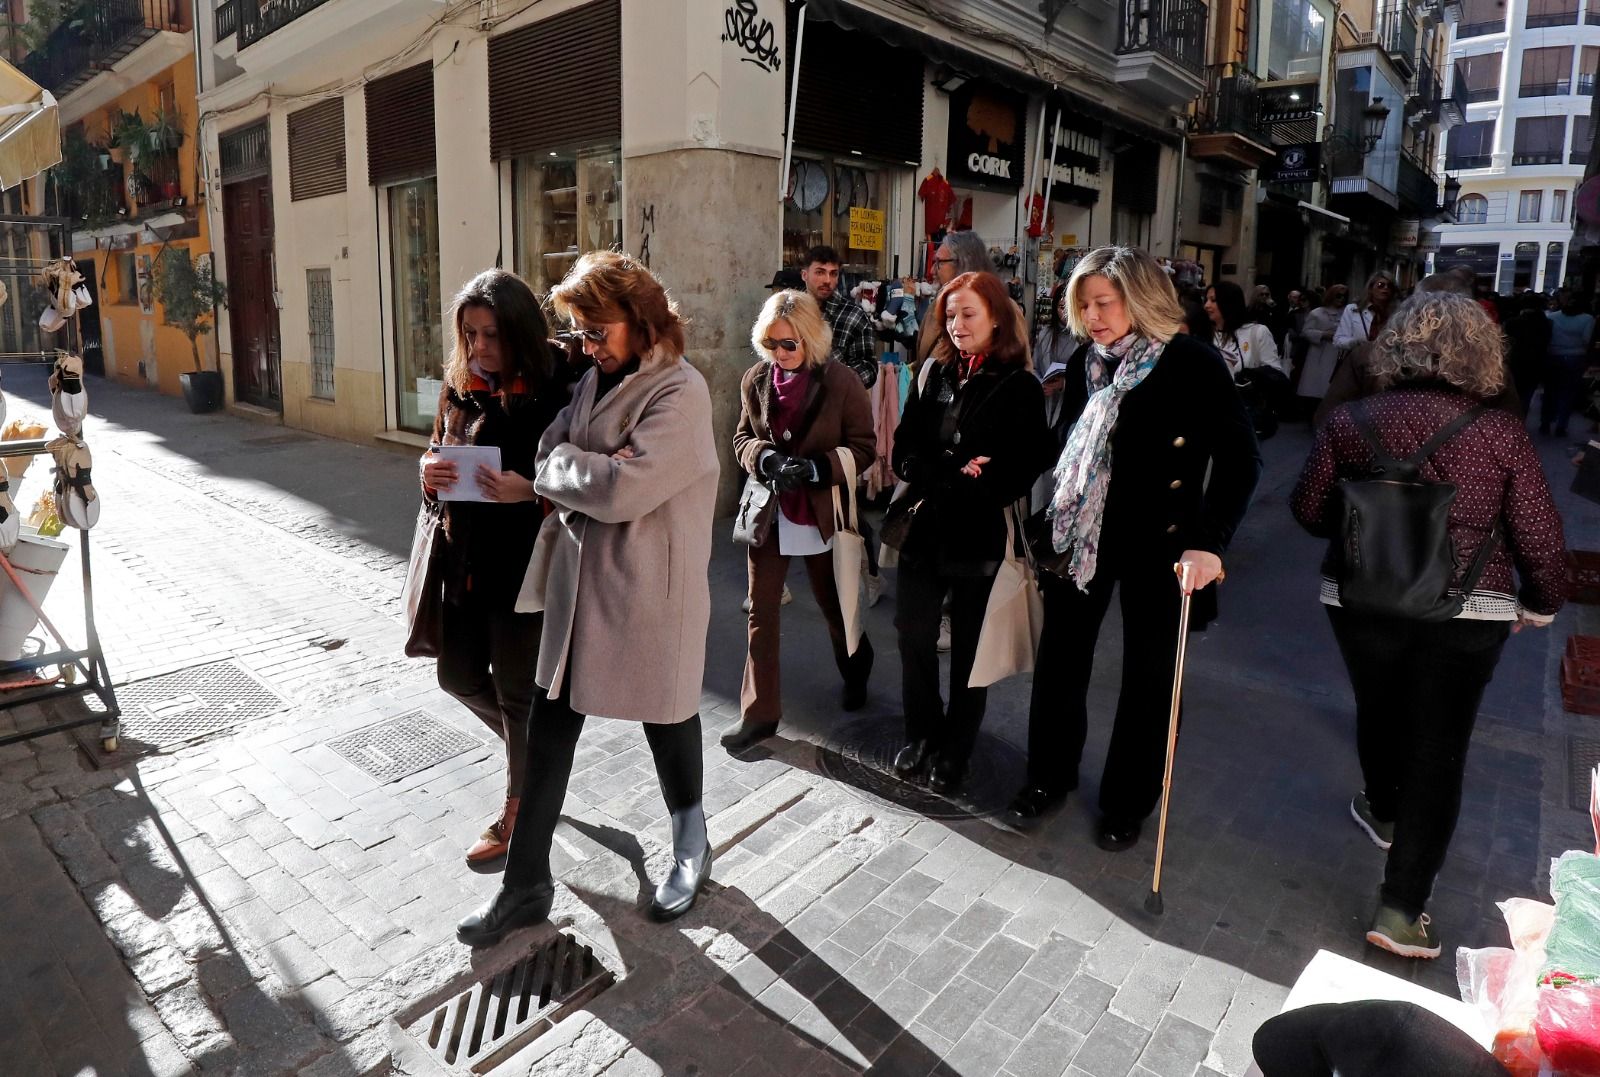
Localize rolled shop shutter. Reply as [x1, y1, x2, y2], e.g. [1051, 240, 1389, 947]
[788, 17, 923, 164]
[366, 63, 435, 186]
[488, 0, 621, 160]
[288, 98, 345, 201]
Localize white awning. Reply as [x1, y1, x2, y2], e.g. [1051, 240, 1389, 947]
[0, 61, 59, 191]
[1297, 200, 1351, 227]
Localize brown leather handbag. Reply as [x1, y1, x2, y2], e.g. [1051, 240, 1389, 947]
[402, 503, 446, 658]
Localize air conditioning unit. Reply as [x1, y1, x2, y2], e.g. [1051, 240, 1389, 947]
[1355, 30, 1377, 44]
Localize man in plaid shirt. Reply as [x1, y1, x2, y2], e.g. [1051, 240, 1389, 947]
[800, 246, 878, 389]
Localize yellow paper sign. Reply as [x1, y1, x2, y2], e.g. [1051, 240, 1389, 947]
[1060, 233, 1078, 247]
[849, 207, 886, 252]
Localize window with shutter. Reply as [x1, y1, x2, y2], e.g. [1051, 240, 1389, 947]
[366, 64, 434, 187]
[289, 99, 346, 202]
[489, 0, 620, 161]
[787, 19, 923, 164]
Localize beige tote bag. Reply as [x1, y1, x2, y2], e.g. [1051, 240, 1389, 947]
[968, 501, 1044, 688]
[831, 445, 866, 656]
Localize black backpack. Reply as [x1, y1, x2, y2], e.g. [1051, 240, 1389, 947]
[1335, 401, 1500, 622]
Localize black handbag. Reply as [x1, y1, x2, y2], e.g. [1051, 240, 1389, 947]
[1334, 402, 1498, 622]
[402, 503, 446, 658]
[879, 492, 929, 551]
[732, 474, 777, 547]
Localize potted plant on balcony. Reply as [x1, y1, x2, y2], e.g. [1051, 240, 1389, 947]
[108, 110, 147, 166]
[153, 247, 228, 413]
[148, 107, 183, 154]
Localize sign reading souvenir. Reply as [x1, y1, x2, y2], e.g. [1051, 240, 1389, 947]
[848, 206, 886, 251]
[1271, 143, 1319, 185]
[947, 81, 1027, 190]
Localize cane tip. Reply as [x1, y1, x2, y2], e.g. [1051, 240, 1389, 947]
[1145, 891, 1164, 916]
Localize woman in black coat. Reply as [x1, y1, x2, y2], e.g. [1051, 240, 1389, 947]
[889, 271, 1055, 796]
[1007, 246, 1262, 849]
[419, 268, 571, 866]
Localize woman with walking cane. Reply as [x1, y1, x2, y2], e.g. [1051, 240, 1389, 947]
[1005, 246, 1262, 849]
[456, 251, 720, 946]
[1291, 291, 1565, 959]
[721, 289, 877, 752]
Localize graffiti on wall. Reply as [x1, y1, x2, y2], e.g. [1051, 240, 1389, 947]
[722, 0, 780, 73]
[639, 204, 656, 269]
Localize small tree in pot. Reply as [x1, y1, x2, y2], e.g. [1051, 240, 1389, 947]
[152, 247, 228, 412]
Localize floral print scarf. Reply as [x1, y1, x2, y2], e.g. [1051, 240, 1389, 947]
[1047, 332, 1166, 589]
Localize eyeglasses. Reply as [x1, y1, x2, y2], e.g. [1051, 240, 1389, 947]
[761, 338, 801, 353]
[560, 326, 608, 343]
[932, 257, 957, 267]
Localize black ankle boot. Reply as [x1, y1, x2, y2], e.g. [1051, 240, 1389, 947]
[892, 738, 928, 778]
[456, 881, 555, 947]
[928, 757, 966, 796]
[651, 803, 713, 921]
[841, 637, 874, 712]
[719, 720, 777, 753]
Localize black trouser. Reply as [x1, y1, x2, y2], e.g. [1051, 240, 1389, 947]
[501, 680, 704, 890]
[1327, 607, 1510, 918]
[437, 596, 542, 799]
[1023, 558, 1184, 824]
[895, 561, 996, 774]
[1253, 1001, 1511, 1077]
[1541, 353, 1588, 433]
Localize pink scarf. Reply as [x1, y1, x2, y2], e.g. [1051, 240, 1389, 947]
[771, 363, 816, 527]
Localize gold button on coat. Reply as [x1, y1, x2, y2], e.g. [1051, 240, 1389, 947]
[1173, 436, 1186, 447]
[1169, 479, 1182, 490]
[1166, 524, 1178, 534]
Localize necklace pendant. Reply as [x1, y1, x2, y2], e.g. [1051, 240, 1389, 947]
[953, 432, 962, 445]
[781, 430, 792, 442]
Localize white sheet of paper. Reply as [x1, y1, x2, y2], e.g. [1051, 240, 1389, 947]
[435, 445, 503, 503]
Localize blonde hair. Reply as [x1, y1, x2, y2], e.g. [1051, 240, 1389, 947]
[751, 289, 832, 369]
[1369, 291, 1506, 398]
[1064, 246, 1185, 342]
[549, 250, 686, 365]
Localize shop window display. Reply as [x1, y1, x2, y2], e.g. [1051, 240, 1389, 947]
[389, 177, 443, 436]
[513, 147, 622, 297]
[781, 155, 891, 276]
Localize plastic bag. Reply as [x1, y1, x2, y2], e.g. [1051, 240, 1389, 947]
[1536, 985, 1600, 1075]
[1459, 945, 1547, 1075]
[26, 491, 62, 538]
[1542, 852, 1600, 986]
[1503, 898, 1558, 953]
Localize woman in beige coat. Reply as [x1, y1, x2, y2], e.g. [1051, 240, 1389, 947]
[457, 251, 720, 947]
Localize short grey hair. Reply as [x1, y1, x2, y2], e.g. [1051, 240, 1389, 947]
[940, 230, 990, 275]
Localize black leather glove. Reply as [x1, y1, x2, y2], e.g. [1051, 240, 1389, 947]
[805, 456, 832, 488]
[759, 452, 813, 493]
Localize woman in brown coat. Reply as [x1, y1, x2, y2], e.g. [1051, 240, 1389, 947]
[457, 251, 720, 947]
[722, 290, 876, 753]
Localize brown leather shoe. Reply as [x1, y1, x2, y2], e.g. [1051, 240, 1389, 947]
[466, 797, 519, 864]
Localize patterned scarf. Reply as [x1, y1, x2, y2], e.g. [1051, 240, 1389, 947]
[1047, 332, 1166, 589]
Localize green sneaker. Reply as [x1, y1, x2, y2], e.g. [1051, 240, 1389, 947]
[1350, 793, 1393, 851]
[1366, 904, 1440, 959]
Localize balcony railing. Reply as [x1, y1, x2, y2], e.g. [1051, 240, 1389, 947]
[1117, 0, 1208, 75]
[1457, 17, 1506, 35]
[1574, 143, 1591, 165]
[1190, 63, 1269, 139]
[1512, 149, 1564, 165]
[1464, 85, 1499, 102]
[216, 0, 237, 39]
[1519, 80, 1572, 97]
[1445, 152, 1493, 169]
[1442, 70, 1470, 124]
[1527, 7, 1579, 26]
[1398, 153, 1442, 211]
[1376, 5, 1419, 76]
[239, 0, 336, 48]
[1408, 53, 1441, 116]
[19, 0, 187, 97]
[1581, 72, 1596, 95]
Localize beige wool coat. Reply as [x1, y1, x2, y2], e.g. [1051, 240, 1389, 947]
[515, 349, 719, 724]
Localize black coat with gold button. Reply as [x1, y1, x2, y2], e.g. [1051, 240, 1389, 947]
[1056, 332, 1262, 566]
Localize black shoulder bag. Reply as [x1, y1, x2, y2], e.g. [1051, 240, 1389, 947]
[1334, 401, 1500, 622]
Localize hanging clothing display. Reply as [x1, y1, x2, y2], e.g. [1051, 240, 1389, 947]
[918, 168, 954, 237]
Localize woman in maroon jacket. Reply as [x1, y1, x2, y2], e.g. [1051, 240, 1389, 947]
[1292, 290, 1566, 960]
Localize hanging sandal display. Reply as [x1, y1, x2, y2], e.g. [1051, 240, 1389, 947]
[46, 434, 98, 531]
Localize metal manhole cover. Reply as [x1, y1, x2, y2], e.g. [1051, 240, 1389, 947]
[406, 930, 614, 1074]
[1569, 735, 1600, 811]
[327, 710, 480, 784]
[115, 661, 287, 748]
[817, 715, 1026, 819]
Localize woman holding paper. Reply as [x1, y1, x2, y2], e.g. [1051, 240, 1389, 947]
[722, 289, 876, 754]
[457, 250, 720, 947]
[419, 268, 570, 867]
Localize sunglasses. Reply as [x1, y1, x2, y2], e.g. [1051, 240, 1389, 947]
[762, 338, 801, 353]
[560, 326, 608, 343]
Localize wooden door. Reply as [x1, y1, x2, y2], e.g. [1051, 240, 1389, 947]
[223, 177, 282, 409]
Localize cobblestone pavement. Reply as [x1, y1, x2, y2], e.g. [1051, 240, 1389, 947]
[0, 365, 1592, 1077]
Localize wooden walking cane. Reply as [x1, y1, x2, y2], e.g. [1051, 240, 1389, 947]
[1146, 560, 1197, 916]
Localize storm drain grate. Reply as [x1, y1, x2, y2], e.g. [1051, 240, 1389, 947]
[817, 715, 1025, 820]
[1569, 735, 1600, 811]
[408, 931, 614, 1074]
[115, 661, 287, 748]
[327, 710, 480, 784]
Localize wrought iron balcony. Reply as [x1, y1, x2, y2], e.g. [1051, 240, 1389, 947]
[1526, 5, 1579, 27]
[1441, 70, 1469, 126]
[1445, 151, 1493, 169]
[1407, 53, 1441, 119]
[1375, 5, 1418, 78]
[1188, 63, 1274, 168]
[217, 0, 237, 39]
[1117, 0, 1208, 75]
[1581, 73, 1596, 95]
[239, 0, 336, 48]
[1519, 80, 1572, 98]
[19, 0, 188, 98]
[1397, 152, 1442, 212]
[1456, 16, 1506, 35]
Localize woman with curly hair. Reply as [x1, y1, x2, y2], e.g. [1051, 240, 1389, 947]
[1291, 291, 1567, 960]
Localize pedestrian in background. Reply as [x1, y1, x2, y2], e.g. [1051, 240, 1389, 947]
[419, 269, 571, 867]
[458, 251, 720, 946]
[889, 270, 1052, 796]
[1291, 291, 1566, 959]
[1542, 290, 1596, 437]
[1316, 273, 1398, 425]
[1206, 281, 1288, 377]
[1007, 246, 1261, 839]
[801, 245, 878, 389]
[1502, 290, 1552, 418]
[722, 290, 876, 753]
[1296, 286, 1347, 405]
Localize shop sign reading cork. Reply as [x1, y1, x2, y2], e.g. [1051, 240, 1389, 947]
[946, 80, 1027, 190]
[848, 207, 885, 251]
